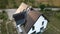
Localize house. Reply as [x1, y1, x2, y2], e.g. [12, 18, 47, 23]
[23, 10, 48, 34]
[14, 2, 28, 14]
[13, 3, 48, 34]
[13, 2, 30, 34]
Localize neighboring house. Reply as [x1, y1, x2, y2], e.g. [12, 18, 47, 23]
[13, 3, 48, 34]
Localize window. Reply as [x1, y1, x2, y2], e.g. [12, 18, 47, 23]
[31, 31, 36, 34]
[40, 26, 44, 32]
[40, 27, 44, 30]
[42, 21, 44, 25]
[32, 26, 35, 30]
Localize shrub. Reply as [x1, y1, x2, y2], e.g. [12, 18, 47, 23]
[0, 10, 8, 20]
[39, 4, 46, 11]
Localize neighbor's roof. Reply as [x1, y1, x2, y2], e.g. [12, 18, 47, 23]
[15, 2, 28, 14]
[24, 10, 41, 33]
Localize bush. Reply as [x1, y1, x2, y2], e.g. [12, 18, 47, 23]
[0, 10, 8, 20]
[39, 4, 46, 11]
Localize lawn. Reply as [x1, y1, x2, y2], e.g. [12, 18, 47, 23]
[7, 21, 18, 34]
[0, 0, 36, 9]
[36, 0, 60, 7]
[40, 11, 60, 34]
[1, 21, 7, 34]
[0, 11, 18, 34]
[0, 11, 8, 34]
[0, 0, 60, 9]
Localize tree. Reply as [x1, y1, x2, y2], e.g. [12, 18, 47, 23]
[39, 4, 46, 11]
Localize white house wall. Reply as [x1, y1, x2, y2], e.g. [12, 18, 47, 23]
[17, 25, 23, 32]
[28, 15, 48, 34]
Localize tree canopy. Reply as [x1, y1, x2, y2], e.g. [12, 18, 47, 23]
[39, 4, 46, 11]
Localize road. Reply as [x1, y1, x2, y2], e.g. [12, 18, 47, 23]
[0, 8, 60, 20]
[33, 8, 60, 11]
[5, 9, 17, 20]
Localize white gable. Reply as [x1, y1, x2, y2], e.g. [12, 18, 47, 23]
[28, 15, 48, 34]
[17, 25, 22, 32]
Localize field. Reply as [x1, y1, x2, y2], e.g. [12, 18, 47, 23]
[40, 11, 60, 34]
[0, 0, 36, 9]
[0, 0, 60, 9]
[7, 21, 18, 34]
[36, 0, 60, 7]
[0, 11, 17, 34]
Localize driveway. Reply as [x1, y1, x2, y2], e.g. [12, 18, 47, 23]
[5, 9, 17, 20]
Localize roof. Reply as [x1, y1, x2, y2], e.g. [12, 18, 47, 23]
[15, 2, 28, 14]
[13, 11, 27, 25]
[13, 3, 42, 33]
[24, 10, 41, 33]
[13, 2, 28, 25]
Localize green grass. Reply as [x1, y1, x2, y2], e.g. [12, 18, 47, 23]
[0, 11, 8, 34]
[41, 11, 60, 34]
[0, 0, 8, 9]
[7, 21, 18, 34]
[1, 21, 7, 34]
[0, 10, 8, 20]
[0, 0, 60, 9]
[0, 0, 38, 9]
[0, 11, 18, 34]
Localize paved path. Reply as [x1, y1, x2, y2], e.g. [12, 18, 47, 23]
[0, 9, 17, 20]
[0, 8, 60, 20]
[33, 8, 60, 11]
[5, 9, 17, 20]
